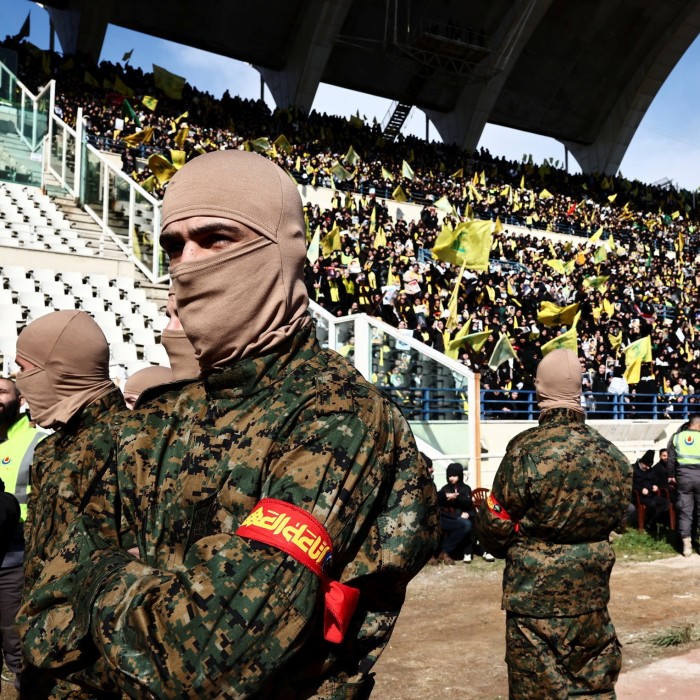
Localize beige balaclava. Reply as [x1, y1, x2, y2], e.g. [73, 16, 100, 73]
[123, 365, 173, 403]
[164, 150, 310, 374]
[15, 310, 115, 429]
[535, 348, 585, 415]
[159, 288, 200, 380]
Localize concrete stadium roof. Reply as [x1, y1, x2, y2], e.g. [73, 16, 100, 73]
[38, 0, 700, 175]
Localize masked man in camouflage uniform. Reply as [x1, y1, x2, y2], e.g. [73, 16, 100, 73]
[13, 310, 126, 698]
[477, 348, 631, 700]
[18, 150, 439, 699]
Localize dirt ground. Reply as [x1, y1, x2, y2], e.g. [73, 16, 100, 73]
[2, 554, 698, 699]
[373, 553, 700, 700]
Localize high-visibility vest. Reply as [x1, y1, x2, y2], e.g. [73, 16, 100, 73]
[0, 415, 46, 567]
[673, 430, 700, 468]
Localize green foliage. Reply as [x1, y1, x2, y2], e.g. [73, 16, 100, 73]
[650, 623, 697, 648]
[611, 528, 678, 560]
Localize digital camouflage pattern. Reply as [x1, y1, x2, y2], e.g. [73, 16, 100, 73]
[476, 408, 631, 617]
[21, 387, 126, 699]
[476, 408, 630, 698]
[18, 324, 439, 699]
[505, 609, 621, 699]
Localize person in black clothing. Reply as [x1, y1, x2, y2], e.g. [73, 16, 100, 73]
[631, 449, 670, 530]
[0, 479, 19, 567]
[436, 462, 475, 564]
[652, 448, 675, 500]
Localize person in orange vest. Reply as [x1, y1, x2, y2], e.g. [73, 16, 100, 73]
[0, 377, 45, 692]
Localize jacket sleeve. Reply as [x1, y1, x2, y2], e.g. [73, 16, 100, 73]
[18, 404, 434, 698]
[475, 445, 529, 558]
[666, 436, 678, 478]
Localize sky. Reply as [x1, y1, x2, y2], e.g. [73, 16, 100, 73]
[4, 0, 700, 192]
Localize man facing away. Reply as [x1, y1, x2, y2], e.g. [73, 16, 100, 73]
[667, 413, 700, 557]
[0, 377, 44, 693]
[477, 348, 631, 699]
[18, 150, 439, 699]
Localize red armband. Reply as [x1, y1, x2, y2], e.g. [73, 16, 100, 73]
[486, 493, 520, 532]
[235, 498, 360, 643]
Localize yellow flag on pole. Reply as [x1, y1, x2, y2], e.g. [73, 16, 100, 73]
[147, 153, 178, 185]
[307, 226, 320, 264]
[401, 160, 415, 180]
[141, 95, 158, 111]
[321, 226, 342, 256]
[541, 326, 578, 356]
[537, 301, 579, 327]
[431, 220, 492, 271]
[624, 336, 652, 364]
[487, 333, 517, 370]
[152, 64, 186, 99]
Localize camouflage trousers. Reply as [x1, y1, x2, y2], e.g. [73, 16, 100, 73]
[505, 608, 621, 699]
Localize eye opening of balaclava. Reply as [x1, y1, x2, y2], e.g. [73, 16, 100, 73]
[163, 150, 310, 373]
[535, 348, 584, 415]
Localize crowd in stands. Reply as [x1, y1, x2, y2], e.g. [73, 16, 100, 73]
[4, 37, 700, 419]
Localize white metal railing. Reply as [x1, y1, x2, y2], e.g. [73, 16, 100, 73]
[308, 300, 482, 478]
[0, 61, 51, 152]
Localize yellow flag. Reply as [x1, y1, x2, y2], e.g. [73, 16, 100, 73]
[456, 329, 491, 353]
[141, 95, 158, 111]
[122, 127, 154, 146]
[148, 153, 177, 185]
[373, 226, 387, 249]
[583, 275, 610, 290]
[434, 195, 453, 214]
[602, 299, 615, 318]
[593, 245, 608, 263]
[589, 226, 604, 243]
[139, 175, 156, 193]
[608, 193, 618, 203]
[152, 64, 186, 99]
[169, 149, 186, 169]
[445, 319, 472, 359]
[468, 182, 483, 202]
[321, 226, 342, 256]
[672, 210, 681, 220]
[624, 357, 642, 384]
[343, 145, 361, 165]
[392, 185, 408, 202]
[84, 71, 100, 88]
[609, 331, 622, 350]
[563, 259, 576, 275]
[381, 166, 394, 182]
[114, 76, 134, 98]
[331, 163, 354, 182]
[537, 301, 579, 327]
[519, 174, 525, 189]
[545, 259, 565, 275]
[401, 160, 415, 180]
[451, 167, 464, 178]
[624, 336, 652, 364]
[479, 170, 486, 186]
[274, 134, 293, 153]
[446, 258, 468, 332]
[539, 188, 554, 199]
[541, 326, 578, 356]
[487, 334, 517, 370]
[173, 125, 189, 149]
[349, 113, 364, 128]
[174, 111, 189, 124]
[431, 220, 492, 270]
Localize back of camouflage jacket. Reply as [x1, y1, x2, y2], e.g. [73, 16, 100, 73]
[477, 408, 632, 617]
[18, 324, 439, 699]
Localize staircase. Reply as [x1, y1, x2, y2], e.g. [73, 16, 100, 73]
[382, 102, 413, 141]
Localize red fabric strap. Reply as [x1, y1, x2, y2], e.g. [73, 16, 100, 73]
[236, 498, 360, 643]
[486, 493, 520, 532]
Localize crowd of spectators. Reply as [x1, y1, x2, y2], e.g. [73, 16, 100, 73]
[5, 38, 700, 419]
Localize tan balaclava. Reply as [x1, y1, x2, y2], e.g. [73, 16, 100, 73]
[159, 287, 200, 380]
[164, 150, 310, 374]
[123, 365, 173, 408]
[15, 310, 115, 429]
[535, 348, 585, 415]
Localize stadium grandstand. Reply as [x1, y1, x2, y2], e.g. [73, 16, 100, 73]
[1, 5, 699, 487]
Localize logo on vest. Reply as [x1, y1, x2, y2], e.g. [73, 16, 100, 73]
[1, 456, 10, 465]
[684, 435, 695, 446]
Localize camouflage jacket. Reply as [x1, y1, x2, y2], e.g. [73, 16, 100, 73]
[476, 408, 631, 617]
[21, 387, 126, 700]
[19, 324, 438, 699]
[23, 387, 126, 594]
